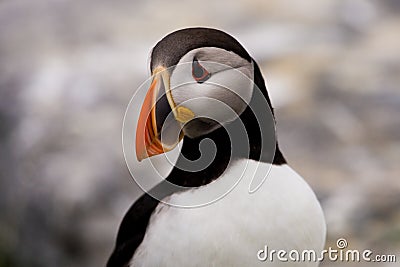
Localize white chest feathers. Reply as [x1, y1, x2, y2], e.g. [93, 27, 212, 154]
[131, 159, 326, 267]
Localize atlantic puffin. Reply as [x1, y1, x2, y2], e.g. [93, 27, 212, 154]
[108, 27, 326, 267]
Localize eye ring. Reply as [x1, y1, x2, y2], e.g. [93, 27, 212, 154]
[192, 58, 211, 83]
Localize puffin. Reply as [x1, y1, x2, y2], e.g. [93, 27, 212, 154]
[107, 27, 326, 267]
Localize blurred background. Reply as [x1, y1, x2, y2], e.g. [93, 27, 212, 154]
[0, 0, 399, 266]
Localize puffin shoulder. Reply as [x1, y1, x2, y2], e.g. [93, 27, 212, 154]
[107, 192, 159, 267]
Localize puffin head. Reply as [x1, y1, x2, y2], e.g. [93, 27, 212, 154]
[136, 28, 270, 162]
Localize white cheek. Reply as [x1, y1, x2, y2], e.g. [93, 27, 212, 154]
[170, 66, 254, 124]
[208, 66, 254, 112]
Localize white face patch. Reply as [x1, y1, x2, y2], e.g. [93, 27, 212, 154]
[169, 47, 254, 137]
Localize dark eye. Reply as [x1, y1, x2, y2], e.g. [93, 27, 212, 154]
[192, 57, 211, 83]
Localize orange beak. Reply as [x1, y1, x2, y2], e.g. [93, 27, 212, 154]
[135, 67, 186, 161]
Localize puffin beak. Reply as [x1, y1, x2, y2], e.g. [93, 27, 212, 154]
[135, 66, 195, 161]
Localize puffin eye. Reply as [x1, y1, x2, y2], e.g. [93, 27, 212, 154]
[192, 58, 210, 84]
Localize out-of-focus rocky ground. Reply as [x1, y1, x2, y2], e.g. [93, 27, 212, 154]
[0, 0, 399, 266]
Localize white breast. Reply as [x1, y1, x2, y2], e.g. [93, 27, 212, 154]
[131, 159, 326, 267]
